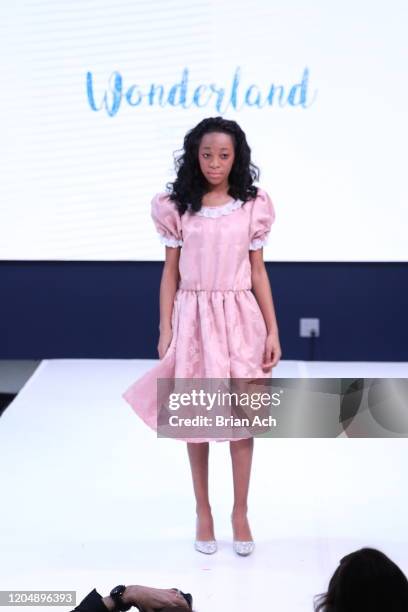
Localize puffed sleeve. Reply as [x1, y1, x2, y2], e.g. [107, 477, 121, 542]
[249, 188, 276, 250]
[151, 192, 183, 248]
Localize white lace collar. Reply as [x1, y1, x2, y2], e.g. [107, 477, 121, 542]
[194, 198, 244, 218]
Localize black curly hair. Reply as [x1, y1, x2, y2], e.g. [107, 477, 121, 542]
[313, 547, 408, 612]
[165, 116, 260, 215]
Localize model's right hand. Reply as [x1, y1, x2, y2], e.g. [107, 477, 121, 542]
[158, 327, 173, 359]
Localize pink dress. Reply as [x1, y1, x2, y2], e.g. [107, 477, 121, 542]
[122, 187, 276, 443]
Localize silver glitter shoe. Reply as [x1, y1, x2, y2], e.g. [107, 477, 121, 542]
[194, 539, 218, 554]
[233, 540, 255, 556]
[194, 515, 217, 554]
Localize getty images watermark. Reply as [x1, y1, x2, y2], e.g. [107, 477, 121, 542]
[155, 378, 408, 439]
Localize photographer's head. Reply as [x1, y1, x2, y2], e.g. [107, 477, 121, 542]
[314, 547, 408, 612]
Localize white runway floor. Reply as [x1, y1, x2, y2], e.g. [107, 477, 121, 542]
[1, 359, 408, 612]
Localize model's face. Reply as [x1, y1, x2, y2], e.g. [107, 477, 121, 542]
[198, 132, 235, 187]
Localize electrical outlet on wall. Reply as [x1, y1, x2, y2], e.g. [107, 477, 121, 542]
[300, 318, 320, 337]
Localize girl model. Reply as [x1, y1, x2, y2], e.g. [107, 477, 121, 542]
[122, 116, 282, 556]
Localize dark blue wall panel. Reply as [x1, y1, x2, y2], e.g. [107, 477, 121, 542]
[1, 261, 407, 361]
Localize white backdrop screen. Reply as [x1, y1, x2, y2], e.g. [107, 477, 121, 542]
[1, 0, 407, 261]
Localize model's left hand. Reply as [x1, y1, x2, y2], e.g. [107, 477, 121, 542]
[262, 331, 282, 371]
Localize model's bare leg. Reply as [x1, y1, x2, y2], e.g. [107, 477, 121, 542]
[187, 441, 215, 541]
[229, 437, 254, 541]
